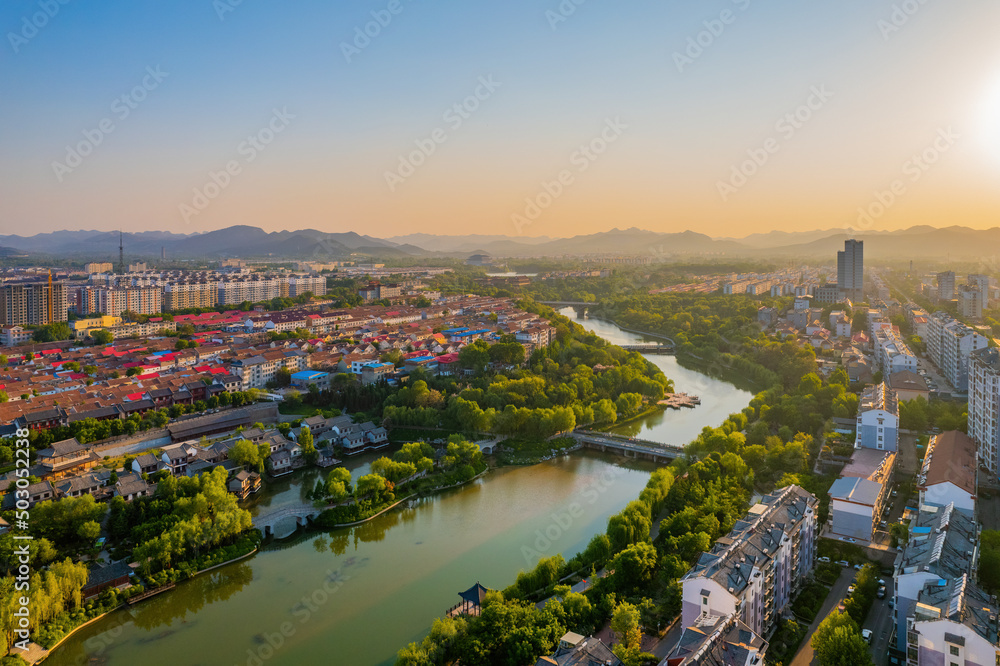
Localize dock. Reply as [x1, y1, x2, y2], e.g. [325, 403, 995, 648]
[657, 393, 700, 409]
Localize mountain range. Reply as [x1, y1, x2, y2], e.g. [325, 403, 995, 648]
[1, 225, 998, 261]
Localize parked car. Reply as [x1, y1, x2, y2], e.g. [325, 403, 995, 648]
[848, 584, 856, 594]
[837, 560, 850, 567]
[862, 629, 873, 644]
[838, 602, 847, 613]
[818, 556, 831, 563]
[878, 579, 886, 586]
[854, 564, 863, 570]
[877, 588, 886, 599]
[842, 537, 857, 543]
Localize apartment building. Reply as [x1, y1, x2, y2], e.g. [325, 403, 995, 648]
[893, 503, 991, 662]
[967, 274, 991, 306]
[218, 276, 283, 305]
[813, 283, 842, 303]
[856, 382, 899, 452]
[287, 274, 327, 298]
[678, 485, 817, 642]
[926, 313, 988, 392]
[0, 281, 67, 325]
[84, 262, 113, 274]
[828, 448, 895, 542]
[837, 239, 864, 301]
[874, 329, 918, 377]
[905, 574, 997, 666]
[163, 281, 220, 310]
[967, 347, 1000, 476]
[957, 285, 983, 320]
[664, 612, 767, 666]
[77, 286, 162, 317]
[937, 271, 956, 301]
[917, 431, 977, 515]
[230, 350, 306, 389]
[0, 325, 33, 346]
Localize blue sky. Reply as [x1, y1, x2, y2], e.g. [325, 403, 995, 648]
[2, 0, 999, 238]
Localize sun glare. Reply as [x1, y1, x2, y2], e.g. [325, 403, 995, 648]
[978, 69, 1000, 165]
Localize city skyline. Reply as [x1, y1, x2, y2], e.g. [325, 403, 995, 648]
[2, 1, 1000, 238]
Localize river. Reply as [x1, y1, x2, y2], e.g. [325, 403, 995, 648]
[561, 310, 753, 446]
[45, 316, 751, 666]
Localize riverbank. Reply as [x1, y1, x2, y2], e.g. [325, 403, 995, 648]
[591, 405, 664, 433]
[40, 312, 753, 666]
[584, 314, 766, 392]
[312, 462, 490, 530]
[35, 545, 260, 665]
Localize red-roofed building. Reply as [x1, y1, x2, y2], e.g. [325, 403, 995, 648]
[436, 353, 459, 376]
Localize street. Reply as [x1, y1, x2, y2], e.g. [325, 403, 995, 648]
[789, 568, 853, 666]
[863, 590, 895, 665]
[789, 567, 894, 666]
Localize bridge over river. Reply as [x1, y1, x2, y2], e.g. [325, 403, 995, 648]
[252, 505, 320, 537]
[569, 429, 683, 464]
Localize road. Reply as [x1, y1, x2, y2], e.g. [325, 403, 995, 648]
[863, 589, 895, 665]
[789, 568, 853, 666]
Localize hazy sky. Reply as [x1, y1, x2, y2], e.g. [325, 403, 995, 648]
[2, 1, 1000, 239]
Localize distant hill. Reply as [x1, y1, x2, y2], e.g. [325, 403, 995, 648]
[758, 226, 1000, 259]
[3, 224, 1000, 260]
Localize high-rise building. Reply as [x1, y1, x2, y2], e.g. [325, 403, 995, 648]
[926, 313, 988, 391]
[77, 286, 161, 317]
[957, 284, 983, 320]
[837, 239, 863, 301]
[968, 347, 1000, 475]
[163, 281, 219, 310]
[936, 271, 956, 301]
[0, 282, 67, 326]
[967, 274, 991, 306]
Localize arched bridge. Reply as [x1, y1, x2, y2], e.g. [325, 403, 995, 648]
[538, 301, 598, 318]
[253, 506, 320, 537]
[570, 430, 683, 464]
[619, 343, 674, 355]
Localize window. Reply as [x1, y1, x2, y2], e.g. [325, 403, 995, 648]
[949, 646, 959, 656]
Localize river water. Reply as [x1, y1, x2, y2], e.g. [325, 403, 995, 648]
[45, 315, 751, 666]
[564, 311, 753, 446]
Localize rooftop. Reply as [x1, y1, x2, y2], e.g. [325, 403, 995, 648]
[919, 431, 977, 497]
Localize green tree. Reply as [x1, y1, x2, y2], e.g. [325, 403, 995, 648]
[298, 426, 318, 464]
[91, 329, 114, 344]
[325, 467, 353, 501]
[611, 601, 644, 666]
[811, 612, 873, 666]
[229, 438, 265, 472]
[77, 520, 101, 542]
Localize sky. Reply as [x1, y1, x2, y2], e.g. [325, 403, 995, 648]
[2, 0, 1000, 240]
